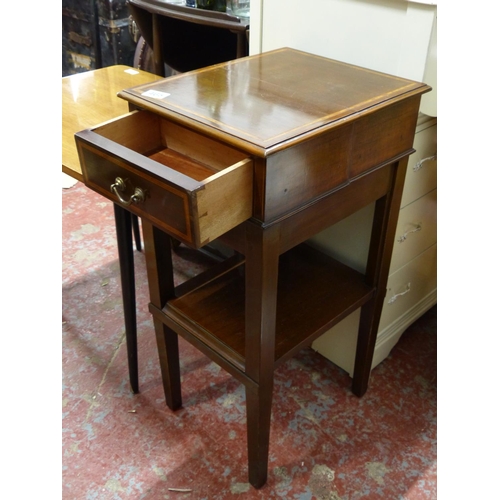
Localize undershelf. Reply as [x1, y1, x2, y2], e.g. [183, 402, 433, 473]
[162, 243, 375, 373]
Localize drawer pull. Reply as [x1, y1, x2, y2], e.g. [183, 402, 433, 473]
[111, 177, 145, 206]
[413, 154, 436, 172]
[397, 223, 422, 243]
[387, 283, 411, 304]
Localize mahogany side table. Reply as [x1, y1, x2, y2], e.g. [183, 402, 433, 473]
[75, 48, 430, 488]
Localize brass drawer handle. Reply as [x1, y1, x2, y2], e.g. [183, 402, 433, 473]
[110, 177, 145, 206]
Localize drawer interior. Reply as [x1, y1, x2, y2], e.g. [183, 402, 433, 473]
[94, 110, 248, 179]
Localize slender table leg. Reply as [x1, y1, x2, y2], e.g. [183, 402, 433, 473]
[246, 383, 274, 488]
[132, 214, 142, 252]
[113, 204, 139, 394]
[352, 159, 408, 397]
[142, 220, 182, 410]
[244, 222, 281, 488]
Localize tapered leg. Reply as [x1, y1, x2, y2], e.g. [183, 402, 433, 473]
[113, 204, 139, 394]
[131, 214, 142, 252]
[352, 159, 408, 397]
[142, 220, 182, 410]
[352, 298, 383, 397]
[244, 222, 281, 488]
[245, 382, 274, 488]
[153, 318, 182, 410]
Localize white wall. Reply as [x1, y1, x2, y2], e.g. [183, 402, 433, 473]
[249, 0, 437, 116]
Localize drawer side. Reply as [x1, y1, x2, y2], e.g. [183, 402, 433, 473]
[196, 158, 254, 246]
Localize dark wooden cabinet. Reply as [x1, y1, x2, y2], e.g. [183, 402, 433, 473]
[127, 0, 248, 75]
[62, 0, 137, 75]
[75, 48, 430, 488]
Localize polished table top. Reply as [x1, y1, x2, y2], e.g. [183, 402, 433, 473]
[119, 48, 428, 155]
[62, 65, 162, 181]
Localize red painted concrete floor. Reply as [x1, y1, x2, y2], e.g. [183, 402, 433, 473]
[62, 182, 437, 499]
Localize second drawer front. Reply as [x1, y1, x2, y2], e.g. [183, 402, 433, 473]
[390, 188, 437, 273]
[401, 122, 437, 208]
[379, 244, 437, 332]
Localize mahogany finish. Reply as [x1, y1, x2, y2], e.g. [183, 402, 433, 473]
[75, 49, 431, 488]
[77, 112, 253, 248]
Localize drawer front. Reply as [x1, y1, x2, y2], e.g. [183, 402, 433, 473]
[379, 244, 437, 332]
[390, 188, 437, 272]
[401, 122, 437, 208]
[78, 141, 196, 244]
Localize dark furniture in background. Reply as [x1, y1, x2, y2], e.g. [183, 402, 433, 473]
[62, 0, 138, 76]
[62, 0, 248, 77]
[127, 0, 249, 76]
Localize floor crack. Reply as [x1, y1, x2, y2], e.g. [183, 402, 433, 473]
[84, 332, 126, 423]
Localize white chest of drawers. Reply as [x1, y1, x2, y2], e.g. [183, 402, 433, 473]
[311, 115, 437, 375]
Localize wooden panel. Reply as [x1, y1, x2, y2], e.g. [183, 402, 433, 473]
[93, 110, 162, 154]
[278, 163, 393, 254]
[220, 164, 393, 257]
[262, 124, 351, 221]
[196, 158, 254, 246]
[350, 96, 421, 178]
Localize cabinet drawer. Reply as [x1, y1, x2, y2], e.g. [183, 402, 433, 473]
[390, 188, 437, 273]
[379, 244, 437, 332]
[401, 121, 437, 208]
[76, 111, 253, 248]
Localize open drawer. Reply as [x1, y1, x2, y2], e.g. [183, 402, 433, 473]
[75, 110, 253, 248]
